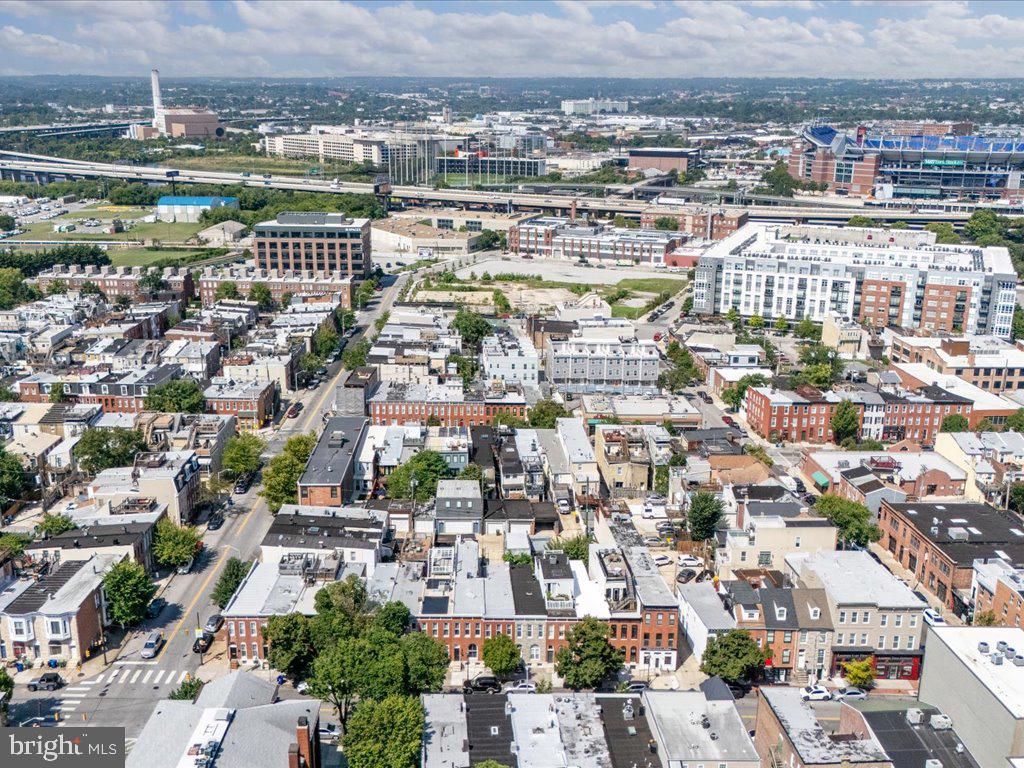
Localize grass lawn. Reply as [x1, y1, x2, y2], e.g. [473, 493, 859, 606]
[610, 304, 647, 320]
[106, 248, 202, 266]
[63, 205, 151, 220]
[21, 218, 203, 244]
[615, 277, 688, 295]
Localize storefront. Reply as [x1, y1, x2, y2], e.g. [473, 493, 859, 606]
[830, 647, 922, 681]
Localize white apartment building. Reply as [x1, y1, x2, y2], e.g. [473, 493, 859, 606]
[510, 217, 682, 265]
[560, 98, 629, 115]
[694, 224, 1017, 337]
[481, 332, 539, 386]
[546, 336, 660, 395]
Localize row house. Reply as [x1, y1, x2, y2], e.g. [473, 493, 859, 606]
[17, 365, 183, 413]
[197, 266, 355, 309]
[369, 380, 527, 428]
[31, 265, 195, 308]
[87, 450, 201, 525]
[972, 559, 1024, 628]
[877, 499, 1024, 613]
[204, 378, 276, 430]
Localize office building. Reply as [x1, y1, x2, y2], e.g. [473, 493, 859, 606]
[627, 147, 701, 173]
[640, 204, 748, 241]
[253, 212, 371, 279]
[693, 223, 1017, 337]
[435, 152, 547, 178]
[888, 333, 1024, 392]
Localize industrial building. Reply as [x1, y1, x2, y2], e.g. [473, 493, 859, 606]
[693, 223, 1018, 337]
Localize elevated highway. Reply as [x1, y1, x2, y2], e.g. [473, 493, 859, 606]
[0, 150, 974, 226]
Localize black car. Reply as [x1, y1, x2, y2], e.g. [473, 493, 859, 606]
[27, 672, 65, 692]
[725, 680, 752, 699]
[146, 597, 167, 619]
[207, 514, 224, 531]
[676, 568, 697, 584]
[192, 631, 215, 653]
[233, 473, 254, 494]
[463, 675, 501, 694]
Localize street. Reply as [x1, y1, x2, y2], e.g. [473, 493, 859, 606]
[6, 269, 407, 739]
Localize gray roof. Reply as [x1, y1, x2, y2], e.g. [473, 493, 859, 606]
[678, 582, 736, 632]
[645, 691, 758, 764]
[788, 550, 926, 610]
[196, 671, 277, 709]
[298, 416, 367, 486]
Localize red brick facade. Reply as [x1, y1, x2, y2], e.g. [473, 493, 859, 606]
[370, 400, 526, 428]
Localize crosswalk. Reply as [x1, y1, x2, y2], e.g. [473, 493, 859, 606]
[52, 666, 191, 720]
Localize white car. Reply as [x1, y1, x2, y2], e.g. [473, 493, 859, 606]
[502, 681, 537, 694]
[557, 499, 572, 513]
[677, 555, 704, 568]
[800, 685, 832, 701]
[653, 554, 672, 567]
[923, 608, 946, 627]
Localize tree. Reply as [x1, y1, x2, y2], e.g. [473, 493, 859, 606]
[555, 617, 623, 690]
[773, 316, 789, 334]
[1005, 408, 1024, 433]
[103, 560, 156, 628]
[169, 677, 204, 700]
[0, 449, 26, 505]
[144, 379, 205, 413]
[315, 326, 340, 358]
[343, 339, 371, 370]
[0, 532, 30, 558]
[725, 307, 740, 329]
[458, 462, 485, 493]
[1014, 306, 1024, 342]
[212, 557, 251, 609]
[73, 427, 147, 475]
[248, 282, 275, 311]
[153, 518, 201, 568]
[0, 666, 13, 718]
[653, 216, 678, 231]
[1008, 483, 1024, 515]
[700, 629, 769, 683]
[385, 450, 450, 501]
[308, 641, 363, 728]
[940, 414, 970, 433]
[138, 271, 167, 294]
[843, 657, 876, 689]
[794, 363, 835, 390]
[720, 373, 768, 411]
[0, 383, 18, 402]
[830, 400, 861, 445]
[37, 513, 76, 537]
[925, 221, 962, 244]
[491, 413, 528, 428]
[974, 610, 999, 627]
[261, 433, 317, 513]
[451, 307, 492, 348]
[653, 464, 670, 496]
[373, 602, 411, 637]
[266, 613, 314, 679]
[214, 281, 239, 301]
[344, 696, 424, 768]
[846, 215, 875, 228]
[49, 382, 69, 404]
[0, 213, 15, 231]
[795, 316, 819, 339]
[747, 314, 765, 330]
[529, 399, 569, 429]
[492, 289, 512, 314]
[482, 633, 520, 677]
[222, 433, 266, 478]
[400, 632, 449, 694]
[814, 494, 881, 547]
[688, 491, 723, 540]
[47, 278, 69, 295]
[976, 417, 998, 433]
[547, 534, 591, 561]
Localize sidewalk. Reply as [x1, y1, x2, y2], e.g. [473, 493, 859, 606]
[868, 541, 962, 624]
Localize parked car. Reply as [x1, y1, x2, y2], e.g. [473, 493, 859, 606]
[502, 681, 537, 694]
[177, 558, 194, 575]
[287, 404, 302, 419]
[678, 554, 704, 568]
[204, 614, 224, 634]
[316, 367, 328, 377]
[722, 415, 737, 427]
[192, 631, 214, 654]
[924, 608, 946, 627]
[146, 597, 167, 619]
[725, 680, 751, 699]
[141, 631, 164, 659]
[463, 675, 502, 694]
[624, 681, 649, 693]
[27, 672, 65, 692]
[233, 473, 254, 494]
[557, 498, 572, 514]
[653, 554, 671, 567]
[834, 687, 867, 701]
[318, 722, 339, 744]
[700, 392, 712, 404]
[676, 568, 697, 584]
[643, 535, 663, 547]
[207, 513, 224, 531]
[800, 685, 831, 701]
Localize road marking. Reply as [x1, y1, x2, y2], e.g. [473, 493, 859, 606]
[129, 670, 142, 684]
[56, 705, 77, 712]
[103, 670, 117, 684]
[114, 660, 159, 666]
[177, 671, 188, 684]
[65, 687, 89, 693]
[142, 670, 153, 684]
[152, 670, 165, 685]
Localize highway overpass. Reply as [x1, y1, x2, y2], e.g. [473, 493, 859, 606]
[0, 150, 974, 226]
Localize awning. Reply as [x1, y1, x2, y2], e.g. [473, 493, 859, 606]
[811, 471, 830, 488]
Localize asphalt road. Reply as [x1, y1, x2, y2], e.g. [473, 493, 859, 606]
[7, 273, 407, 740]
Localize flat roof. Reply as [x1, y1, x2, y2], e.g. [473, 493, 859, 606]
[885, 500, 1024, 567]
[861, 705, 981, 768]
[298, 416, 367, 487]
[925, 626, 1024, 719]
[788, 550, 925, 610]
[645, 691, 758, 764]
[678, 582, 736, 632]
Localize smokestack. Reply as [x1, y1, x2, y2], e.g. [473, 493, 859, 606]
[150, 68, 164, 131]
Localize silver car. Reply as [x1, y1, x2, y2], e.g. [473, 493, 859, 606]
[140, 631, 164, 659]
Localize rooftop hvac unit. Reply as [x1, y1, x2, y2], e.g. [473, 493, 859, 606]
[905, 708, 925, 725]
[994, 653, 1006, 666]
[978, 641, 990, 654]
[929, 714, 953, 731]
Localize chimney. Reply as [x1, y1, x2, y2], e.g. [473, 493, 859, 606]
[150, 68, 164, 131]
[287, 744, 301, 768]
[295, 716, 314, 768]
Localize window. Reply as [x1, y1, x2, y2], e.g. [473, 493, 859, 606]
[861, 611, 869, 623]
[880, 614, 887, 627]
[838, 610, 846, 624]
[249, 621, 257, 636]
[891, 635, 900, 650]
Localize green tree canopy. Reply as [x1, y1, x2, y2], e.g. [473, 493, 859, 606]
[343, 339, 371, 370]
[222, 433, 266, 478]
[385, 450, 450, 501]
[795, 316, 819, 340]
[103, 560, 156, 628]
[0, 449, 27, 507]
[399, 632, 449, 695]
[940, 414, 970, 433]
[37, 513, 76, 537]
[212, 557, 251, 609]
[529, 399, 569, 429]
[482, 633, 520, 677]
[747, 314, 765, 330]
[1005, 409, 1024, 433]
[265, 613, 314, 679]
[248, 282, 275, 310]
[555, 617, 623, 690]
[373, 602, 411, 637]
[152, 518, 201, 568]
[344, 696, 425, 768]
[73, 427, 147, 475]
[547, 534, 591, 561]
[721, 373, 768, 411]
[144, 379, 205, 413]
[814, 493, 881, 547]
[773, 316, 789, 334]
[261, 433, 317, 513]
[700, 629, 769, 682]
[451, 307, 492, 348]
[843, 657, 876, 688]
[49, 382, 69, 404]
[830, 400, 861, 445]
[688, 491, 723, 540]
[214, 281, 239, 301]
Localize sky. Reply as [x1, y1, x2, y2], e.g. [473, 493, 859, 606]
[3, 0, 1024, 79]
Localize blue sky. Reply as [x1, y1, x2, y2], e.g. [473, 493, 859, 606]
[2, 1, 1024, 78]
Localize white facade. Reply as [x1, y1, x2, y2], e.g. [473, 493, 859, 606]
[546, 337, 660, 395]
[560, 98, 629, 116]
[481, 332, 539, 386]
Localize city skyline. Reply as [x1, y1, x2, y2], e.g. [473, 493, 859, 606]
[3, 0, 1024, 79]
